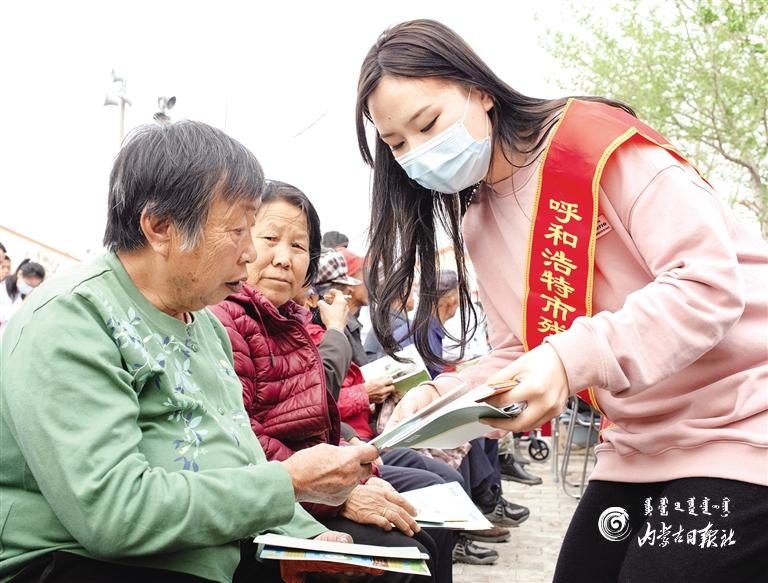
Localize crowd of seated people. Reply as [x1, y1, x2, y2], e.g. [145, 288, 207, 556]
[0, 120, 534, 583]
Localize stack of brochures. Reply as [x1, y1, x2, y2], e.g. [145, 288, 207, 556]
[369, 381, 525, 450]
[401, 481, 494, 530]
[254, 533, 430, 576]
[360, 344, 431, 394]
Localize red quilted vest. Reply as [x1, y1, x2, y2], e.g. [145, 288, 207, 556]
[210, 285, 341, 463]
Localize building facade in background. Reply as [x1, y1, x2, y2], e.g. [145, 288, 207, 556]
[0, 225, 81, 278]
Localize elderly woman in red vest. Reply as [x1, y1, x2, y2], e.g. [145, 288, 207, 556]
[210, 180, 454, 583]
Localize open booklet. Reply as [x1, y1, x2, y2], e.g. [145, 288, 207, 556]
[369, 380, 524, 450]
[401, 481, 494, 530]
[359, 344, 431, 394]
[254, 533, 430, 576]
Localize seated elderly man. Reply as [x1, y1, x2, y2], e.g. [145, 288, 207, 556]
[0, 121, 377, 583]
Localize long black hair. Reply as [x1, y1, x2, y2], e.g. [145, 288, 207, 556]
[5, 259, 45, 300]
[355, 18, 634, 370]
[260, 180, 322, 286]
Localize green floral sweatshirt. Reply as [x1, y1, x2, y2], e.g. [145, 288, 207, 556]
[0, 253, 325, 582]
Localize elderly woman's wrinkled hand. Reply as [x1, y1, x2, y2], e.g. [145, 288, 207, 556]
[364, 476, 397, 492]
[347, 437, 383, 465]
[340, 481, 420, 536]
[282, 443, 378, 507]
[314, 530, 353, 544]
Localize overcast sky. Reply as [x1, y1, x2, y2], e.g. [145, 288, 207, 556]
[1, 1, 580, 258]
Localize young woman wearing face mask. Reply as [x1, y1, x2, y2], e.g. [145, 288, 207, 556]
[0, 258, 45, 330]
[356, 19, 768, 583]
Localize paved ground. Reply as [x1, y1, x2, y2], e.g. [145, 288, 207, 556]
[454, 437, 596, 583]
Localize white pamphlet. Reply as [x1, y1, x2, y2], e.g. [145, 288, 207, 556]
[400, 481, 494, 530]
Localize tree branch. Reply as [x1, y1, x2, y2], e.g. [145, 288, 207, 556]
[679, 95, 711, 125]
[676, 0, 709, 73]
[669, 109, 713, 138]
[763, 107, 768, 145]
[737, 198, 761, 215]
[699, 133, 763, 192]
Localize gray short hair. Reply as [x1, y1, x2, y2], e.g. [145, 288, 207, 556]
[103, 120, 264, 252]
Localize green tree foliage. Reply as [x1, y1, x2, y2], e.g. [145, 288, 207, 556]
[545, 0, 767, 237]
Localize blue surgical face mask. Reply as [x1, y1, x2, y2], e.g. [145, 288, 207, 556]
[395, 88, 492, 194]
[17, 278, 34, 297]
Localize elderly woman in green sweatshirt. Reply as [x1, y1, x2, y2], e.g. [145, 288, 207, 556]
[0, 121, 377, 583]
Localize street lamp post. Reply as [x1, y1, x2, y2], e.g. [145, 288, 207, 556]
[104, 69, 132, 145]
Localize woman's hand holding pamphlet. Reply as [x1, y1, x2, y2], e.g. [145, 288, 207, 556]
[369, 380, 525, 450]
[360, 344, 432, 394]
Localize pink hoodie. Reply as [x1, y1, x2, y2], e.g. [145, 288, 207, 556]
[431, 137, 768, 486]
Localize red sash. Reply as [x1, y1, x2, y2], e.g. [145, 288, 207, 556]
[523, 98, 701, 414]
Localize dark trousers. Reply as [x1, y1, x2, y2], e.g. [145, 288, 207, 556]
[7, 551, 223, 583]
[458, 438, 502, 512]
[377, 460, 456, 583]
[553, 477, 768, 583]
[380, 448, 465, 490]
[320, 516, 438, 583]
